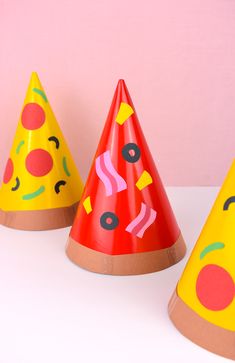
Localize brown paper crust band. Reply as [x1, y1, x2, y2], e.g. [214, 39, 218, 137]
[66, 233, 186, 275]
[168, 290, 235, 360]
[0, 202, 78, 231]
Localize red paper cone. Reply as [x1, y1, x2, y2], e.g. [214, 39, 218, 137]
[66, 80, 186, 275]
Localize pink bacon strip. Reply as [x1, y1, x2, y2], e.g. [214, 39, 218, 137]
[126, 203, 157, 238]
[95, 150, 127, 196]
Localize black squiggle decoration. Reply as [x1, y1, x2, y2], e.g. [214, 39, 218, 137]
[54, 180, 66, 194]
[11, 177, 20, 191]
[223, 196, 235, 210]
[48, 136, 60, 149]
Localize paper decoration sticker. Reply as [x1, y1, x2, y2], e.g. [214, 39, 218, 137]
[66, 79, 186, 275]
[168, 160, 235, 360]
[0, 72, 83, 230]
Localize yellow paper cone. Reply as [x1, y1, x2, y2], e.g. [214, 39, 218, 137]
[0, 72, 83, 230]
[169, 160, 235, 359]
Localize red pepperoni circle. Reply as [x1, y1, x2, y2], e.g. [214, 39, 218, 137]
[196, 264, 234, 311]
[25, 149, 53, 177]
[3, 158, 14, 183]
[21, 103, 45, 130]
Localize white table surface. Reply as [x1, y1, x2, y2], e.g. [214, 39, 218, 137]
[0, 187, 229, 363]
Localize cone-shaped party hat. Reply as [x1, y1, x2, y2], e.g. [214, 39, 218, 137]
[169, 160, 235, 359]
[0, 72, 83, 230]
[66, 80, 186, 275]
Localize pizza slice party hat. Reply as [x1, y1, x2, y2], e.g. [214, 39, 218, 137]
[66, 79, 186, 275]
[168, 160, 235, 360]
[0, 72, 83, 230]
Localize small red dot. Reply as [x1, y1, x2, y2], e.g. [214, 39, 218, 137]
[26, 149, 53, 177]
[21, 103, 45, 130]
[3, 158, 14, 183]
[106, 217, 112, 224]
[128, 149, 135, 157]
[196, 264, 234, 311]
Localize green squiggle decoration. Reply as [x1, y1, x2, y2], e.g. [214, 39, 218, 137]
[22, 186, 45, 200]
[63, 156, 71, 177]
[200, 242, 225, 260]
[16, 140, 25, 154]
[32, 88, 48, 102]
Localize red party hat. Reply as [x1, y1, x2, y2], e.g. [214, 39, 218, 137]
[66, 80, 186, 275]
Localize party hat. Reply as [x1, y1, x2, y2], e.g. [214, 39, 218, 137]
[169, 160, 235, 359]
[0, 72, 83, 230]
[66, 80, 186, 275]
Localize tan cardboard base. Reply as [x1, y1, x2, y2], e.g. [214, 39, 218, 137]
[0, 202, 78, 231]
[168, 290, 235, 360]
[66, 233, 186, 275]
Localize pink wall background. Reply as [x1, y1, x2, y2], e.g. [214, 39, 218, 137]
[1, 0, 235, 185]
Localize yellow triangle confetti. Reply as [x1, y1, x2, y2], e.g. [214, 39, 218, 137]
[115, 102, 134, 125]
[136, 170, 153, 190]
[83, 196, 92, 214]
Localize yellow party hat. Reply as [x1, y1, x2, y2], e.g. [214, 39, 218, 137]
[169, 160, 235, 359]
[0, 72, 83, 230]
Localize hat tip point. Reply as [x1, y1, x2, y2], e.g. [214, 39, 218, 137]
[31, 71, 39, 79]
